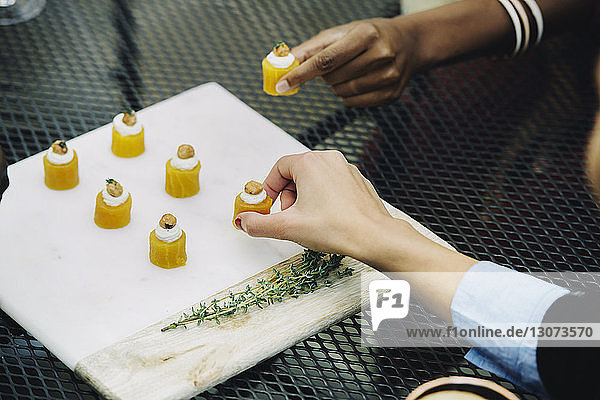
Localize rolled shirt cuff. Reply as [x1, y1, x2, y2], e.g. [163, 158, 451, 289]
[451, 261, 569, 396]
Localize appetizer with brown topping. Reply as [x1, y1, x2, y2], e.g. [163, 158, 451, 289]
[165, 144, 201, 198]
[111, 109, 145, 158]
[262, 41, 300, 96]
[93, 178, 132, 229]
[43, 139, 79, 190]
[232, 180, 273, 229]
[149, 213, 187, 268]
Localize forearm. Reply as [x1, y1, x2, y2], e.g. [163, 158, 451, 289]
[398, 0, 597, 69]
[352, 217, 477, 322]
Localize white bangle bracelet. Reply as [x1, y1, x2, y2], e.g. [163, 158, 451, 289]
[497, 0, 523, 57]
[508, 0, 531, 54]
[521, 0, 544, 45]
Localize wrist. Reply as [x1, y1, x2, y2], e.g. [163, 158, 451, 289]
[353, 215, 476, 274]
[349, 214, 477, 322]
[387, 14, 435, 71]
[401, 0, 515, 69]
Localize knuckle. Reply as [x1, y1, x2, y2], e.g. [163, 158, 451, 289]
[376, 45, 395, 62]
[349, 164, 361, 175]
[319, 28, 334, 37]
[277, 154, 291, 164]
[314, 52, 336, 73]
[243, 218, 260, 237]
[383, 67, 400, 82]
[301, 151, 319, 163]
[298, 151, 321, 170]
[360, 23, 380, 44]
[321, 73, 335, 85]
[331, 83, 345, 97]
[333, 81, 357, 98]
[325, 150, 345, 161]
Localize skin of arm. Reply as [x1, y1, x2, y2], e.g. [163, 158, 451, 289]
[235, 151, 477, 321]
[276, 0, 596, 107]
[0, 146, 8, 202]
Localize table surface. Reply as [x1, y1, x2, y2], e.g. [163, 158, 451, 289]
[0, 1, 598, 399]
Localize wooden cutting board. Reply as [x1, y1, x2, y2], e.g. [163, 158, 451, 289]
[0, 83, 454, 400]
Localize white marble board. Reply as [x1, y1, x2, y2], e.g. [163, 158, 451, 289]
[0, 83, 305, 370]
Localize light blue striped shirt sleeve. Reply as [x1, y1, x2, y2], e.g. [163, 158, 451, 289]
[450, 261, 569, 398]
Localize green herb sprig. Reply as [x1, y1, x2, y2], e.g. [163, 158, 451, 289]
[161, 250, 351, 331]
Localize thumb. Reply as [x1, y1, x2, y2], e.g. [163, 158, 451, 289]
[236, 211, 290, 240]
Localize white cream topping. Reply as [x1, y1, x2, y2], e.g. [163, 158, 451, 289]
[169, 156, 199, 171]
[101, 187, 130, 207]
[266, 51, 295, 69]
[46, 146, 74, 165]
[113, 113, 143, 136]
[155, 223, 182, 243]
[240, 189, 267, 205]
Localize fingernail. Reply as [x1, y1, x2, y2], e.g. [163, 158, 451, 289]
[275, 79, 290, 94]
[234, 217, 243, 231]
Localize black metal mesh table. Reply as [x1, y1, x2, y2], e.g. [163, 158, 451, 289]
[1, 1, 598, 399]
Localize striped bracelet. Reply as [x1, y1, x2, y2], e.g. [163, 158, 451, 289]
[497, 0, 523, 56]
[496, 0, 544, 56]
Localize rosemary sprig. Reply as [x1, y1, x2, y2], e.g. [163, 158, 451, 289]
[161, 250, 352, 331]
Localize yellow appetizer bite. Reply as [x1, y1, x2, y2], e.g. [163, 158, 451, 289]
[43, 140, 79, 190]
[233, 180, 273, 228]
[111, 109, 145, 158]
[165, 144, 201, 198]
[262, 41, 299, 96]
[149, 213, 187, 269]
[94, 178, 132, 229]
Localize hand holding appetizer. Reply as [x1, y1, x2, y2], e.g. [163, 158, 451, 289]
[93, 178, 132, 229]
[165, 144, 201, 198]
[111, 110, 145, 157]
[43, 139, 79, 190]
[149, 213, 187, 269]
[235, 151, 473, 270]
[275, 18, 420, 105]
[235, 150, 475, 321]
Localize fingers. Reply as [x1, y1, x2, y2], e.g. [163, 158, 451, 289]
[277, 24, 379, 93]
[332, 65, 402, 98]
[322, 46, 394, 86]
[237, 211, 291, 239]
[291, 28, 345, 64]
[280, 181, 297, 210]
[342, 86, 402, 108]
[262, 153, 303, 199]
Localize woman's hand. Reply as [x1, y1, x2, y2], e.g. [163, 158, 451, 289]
[236, 151, 476, 321]
[0, 146, 8, 202]
[236, 151, 391, 256]
[276, 17, 422, 107]
[236, 151, 474, 271]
